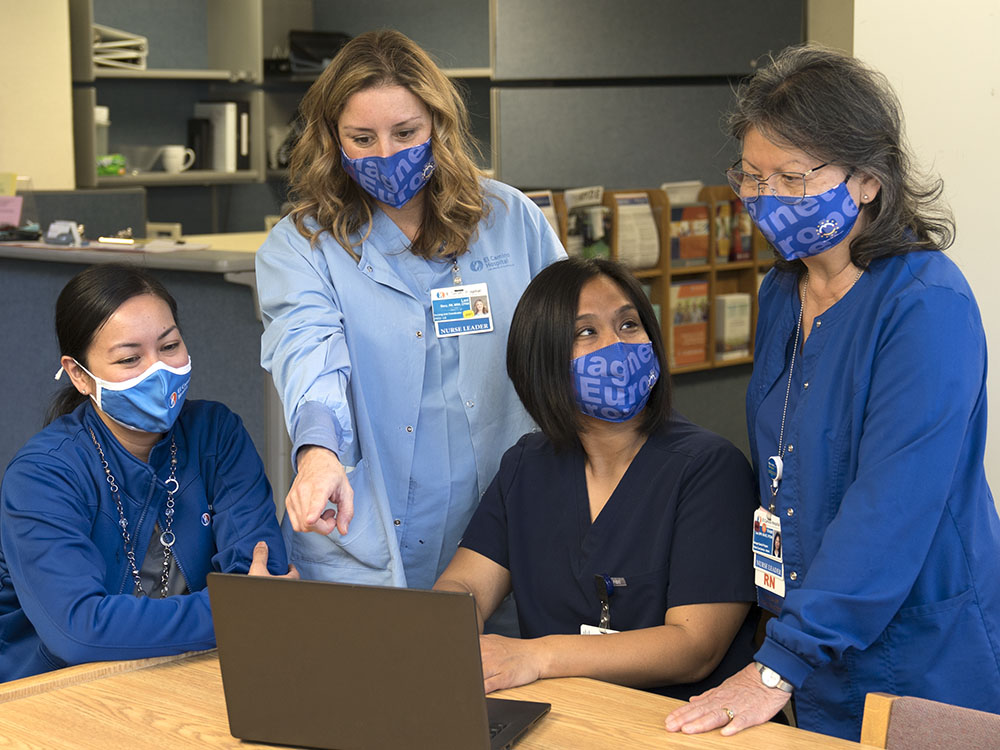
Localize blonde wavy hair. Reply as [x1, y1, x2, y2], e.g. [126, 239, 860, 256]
[286, 29, 489, 260]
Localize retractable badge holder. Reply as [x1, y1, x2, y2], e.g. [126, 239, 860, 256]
[594, 574, 613, 630]
[580, 574, 627, 635]
[766, 455, 783, 514]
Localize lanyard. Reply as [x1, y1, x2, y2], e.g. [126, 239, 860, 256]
[766, 272, 807, 514]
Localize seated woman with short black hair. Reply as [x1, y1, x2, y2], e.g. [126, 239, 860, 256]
[434, 257, 757, 698]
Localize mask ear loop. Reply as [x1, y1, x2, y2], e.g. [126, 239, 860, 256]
[54, 360, 101, 406]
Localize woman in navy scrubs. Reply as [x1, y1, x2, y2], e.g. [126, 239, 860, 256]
[666, 45, 1000, 741]
[434, 257, 758, 699]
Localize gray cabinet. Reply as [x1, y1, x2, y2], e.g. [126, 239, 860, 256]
[493, 0, 803, 79]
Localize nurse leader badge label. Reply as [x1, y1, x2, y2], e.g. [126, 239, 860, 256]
[753, 507, 784, 599]
[431, 282, 493, 337]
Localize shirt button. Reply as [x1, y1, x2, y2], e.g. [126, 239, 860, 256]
[365, 265, 373, 273]
[815, 320, 822, 327]
[416, 331, 423, 338]
[465, 400, 474, 408]
[787, 444, 794, 453]
[786, 507, 794, 517]
[789, 571, 798, 581]
[393, 519, 401, 526]
[405, 425, 413, 433]
[803, 381, 809, 389]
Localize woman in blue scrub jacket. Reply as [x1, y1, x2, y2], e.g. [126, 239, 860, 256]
[0, 264, 292, 683]
[256, 30, 564, 590]
[434, 257, 758, 699]
[666, 45, 1000, 741]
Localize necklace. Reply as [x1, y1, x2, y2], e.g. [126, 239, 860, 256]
[89, 428, 178, 598]
[766, 266, 864, 512]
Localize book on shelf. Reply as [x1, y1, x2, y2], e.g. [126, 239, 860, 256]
[187, 118, 213, 171]
[237, 100, 250, 170]
[714, 200, 732, 264]
[668, 280, 709, 367]
[669, 203, 710, 267]
[715, 292, 751, 360]
[640, 282, 662, 328]
[193, 101, 240, 172]
[564, 186, 610, 259]
[614, 192, 660, 269]
[730, 199, 753, 261]
[524, 190, 560, 238]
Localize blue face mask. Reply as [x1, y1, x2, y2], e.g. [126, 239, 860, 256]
[571, 342, 661, 423]
[75, 357, 191, 433]
[744, 179, 860, 261]
[340, 138, 436, 209]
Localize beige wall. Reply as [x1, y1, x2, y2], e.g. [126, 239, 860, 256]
[0, 1, 75, 190]
[806, 0, 853, 52]
[852, 1, 1000, 498]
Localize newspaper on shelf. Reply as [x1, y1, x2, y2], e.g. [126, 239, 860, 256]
[93, 23, 148, 70]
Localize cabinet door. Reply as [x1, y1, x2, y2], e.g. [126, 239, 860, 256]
[493, 85, 736, 188]
[313, 0, 490, 71]
[493, 0, 803, 80]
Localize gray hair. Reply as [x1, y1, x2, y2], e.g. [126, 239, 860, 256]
[728, 44, 954, 270]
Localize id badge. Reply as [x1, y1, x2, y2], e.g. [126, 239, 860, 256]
[430, 282, 493, 338]
[753, 507, 785, 608]
[580, 624, 620, 635]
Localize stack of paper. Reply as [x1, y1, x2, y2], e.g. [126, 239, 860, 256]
[93, 24, 148, 70]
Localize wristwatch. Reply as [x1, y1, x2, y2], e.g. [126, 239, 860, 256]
[755, 662, 794, 693]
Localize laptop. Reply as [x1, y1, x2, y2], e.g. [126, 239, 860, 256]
[207, 574, 550, 750]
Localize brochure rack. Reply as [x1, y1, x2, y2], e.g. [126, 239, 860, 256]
[551, 186, 772, 374]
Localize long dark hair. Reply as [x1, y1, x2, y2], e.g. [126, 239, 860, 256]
[45, 264, 179, 425]
[728, 44, 954, 272]
[506, 257, 672, 451]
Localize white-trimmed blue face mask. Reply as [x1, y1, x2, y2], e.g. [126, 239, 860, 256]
[340, 138, 436, 208]
[571, 342, 660, 422]
[58, 356, 191, 433]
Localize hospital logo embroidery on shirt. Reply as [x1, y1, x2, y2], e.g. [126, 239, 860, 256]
[470, 253, 513, 272]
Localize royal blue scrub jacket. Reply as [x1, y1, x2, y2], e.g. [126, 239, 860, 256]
[749, 249, 1000, 740]
[0, 400, 286, 682]
[257, 179, 565, 587]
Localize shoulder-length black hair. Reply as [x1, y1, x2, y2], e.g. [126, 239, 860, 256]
[45, 263, 179, 425]
[507, 257, 671, 451]
[728, 44, 954, 272]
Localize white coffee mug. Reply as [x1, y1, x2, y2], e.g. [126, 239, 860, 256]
[161, 145, 196, 174]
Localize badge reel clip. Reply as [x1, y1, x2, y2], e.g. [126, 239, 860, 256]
[581, 574, 625, 635]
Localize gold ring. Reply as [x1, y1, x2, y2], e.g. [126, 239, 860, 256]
[723, 707, 735, 722]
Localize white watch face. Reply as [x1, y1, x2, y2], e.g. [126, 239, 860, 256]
[760, 666, 782, 688]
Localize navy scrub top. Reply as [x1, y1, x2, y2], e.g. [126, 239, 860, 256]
[460, 411, 759, 700]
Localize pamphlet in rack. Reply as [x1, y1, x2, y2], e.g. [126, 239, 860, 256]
[668, 280, 709, 367]
[564, 186, 610, 259]
[613, 192, 659, 269]
[524, 190, 561, 239]
[669, 203, 710, 267]
[715, 292, 751, 360]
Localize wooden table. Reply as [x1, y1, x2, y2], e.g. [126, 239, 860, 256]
[0, 651, 877, 749]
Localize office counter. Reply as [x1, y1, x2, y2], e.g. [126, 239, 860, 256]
[0, 650, 878, 749]
[0, 234, 290, 498]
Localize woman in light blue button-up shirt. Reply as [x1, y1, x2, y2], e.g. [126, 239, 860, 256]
[256, 30, 564, 591]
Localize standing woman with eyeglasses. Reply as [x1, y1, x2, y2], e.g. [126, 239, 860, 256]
[666, 45, 1000, 742]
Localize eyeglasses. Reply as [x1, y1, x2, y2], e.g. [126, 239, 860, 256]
[726, 161, 832, 205]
